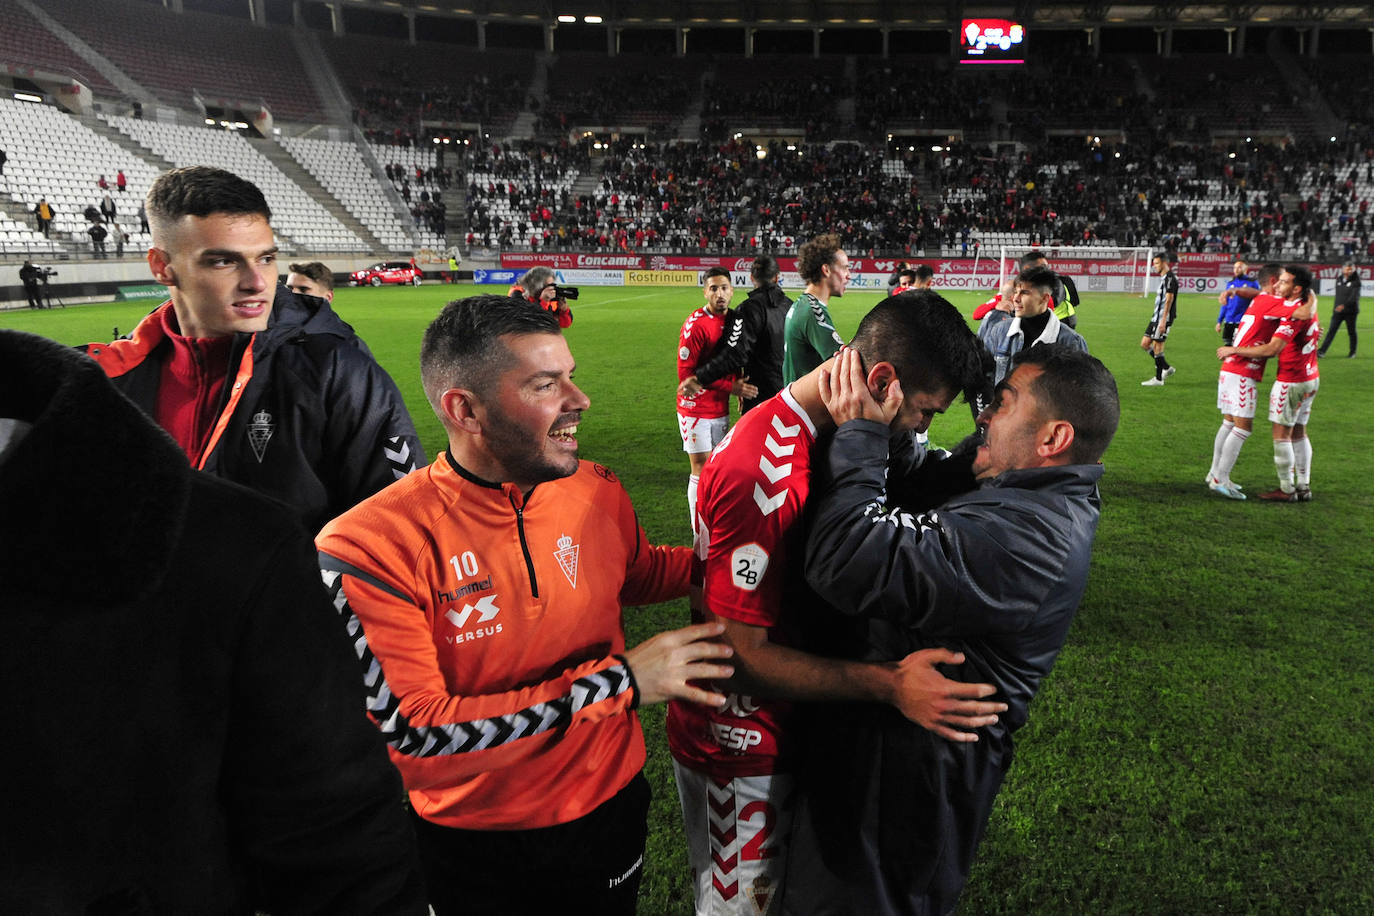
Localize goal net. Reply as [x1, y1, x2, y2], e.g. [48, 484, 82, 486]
[996, 245, 1155, 297]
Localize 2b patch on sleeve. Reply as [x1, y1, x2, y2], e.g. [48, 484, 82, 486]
[730, 543, 769, 591]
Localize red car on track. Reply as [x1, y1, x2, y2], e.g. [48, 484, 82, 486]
[349, 261, 423, 287]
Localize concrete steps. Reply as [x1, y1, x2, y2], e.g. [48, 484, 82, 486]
[250, 136, 387, 252]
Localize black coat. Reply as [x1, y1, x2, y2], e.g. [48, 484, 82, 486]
[693, 281, 790, 412]
[783, 420, 1104, 915]
[0, 330, 426, 914]
[83, 288, 425, 533]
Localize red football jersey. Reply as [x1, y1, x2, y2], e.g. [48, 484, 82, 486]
[1273, 306, 1320, 382]
[1221, 294, 1298, 381]
[676, 307, 734, 418]
[666, 387, 817, 777]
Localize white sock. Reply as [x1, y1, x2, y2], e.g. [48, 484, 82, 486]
[687, 474, 699, 534]
[1209, 420, 1235, 481]
[1217, 427, 1251, 483]
[1273, 440, 1296, 492]
[1293, 437, 1312, 487]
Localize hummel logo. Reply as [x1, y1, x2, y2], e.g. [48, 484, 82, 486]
[753, 483, 786, 515]
[725, 322, 743, 346]
[445, 594, 499, 629]
[764, 433, 794, 457]
[758, 455, 790, 484]
[771, 416, 800, 439]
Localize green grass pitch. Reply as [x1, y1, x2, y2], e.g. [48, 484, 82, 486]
[6, 282, 1373, 913]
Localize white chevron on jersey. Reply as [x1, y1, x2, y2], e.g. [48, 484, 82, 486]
[763, 433, 794, 457]
[758, 455, 791, 484]
[771, 415, 800, 439]
[753, 482, 787, 516]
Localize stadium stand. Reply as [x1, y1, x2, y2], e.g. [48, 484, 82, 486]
[705, 56, 849, 138]
[464, 142, 582, 250]
[1, 0, 1372, 267]
[38, 0, 324, 122]
[101, 115, 364, 253]
[0, 97, 159, 257]
[281, 134, 417, 252]
[0, 0, 117, 95]
[539, 52, 700, 137]
[324, 34, 530, 140]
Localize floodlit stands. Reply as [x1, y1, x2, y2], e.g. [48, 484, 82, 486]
[2, 0, 1373, 267]
[282, 134, 415, 251]
[464, 144, 580, 249]
[326, 35, 530, 139]
[102, 115, 364, 253]
[0, 0, 117, 95]
[367, 139, 448, 250]
[0, 98, 159, 257]
[540, 53, 700, 136]
[1138, 54, 1311, 144]
[39, 0, 324, 122]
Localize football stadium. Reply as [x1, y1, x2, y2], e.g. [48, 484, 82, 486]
[2, 1, 1371, 913]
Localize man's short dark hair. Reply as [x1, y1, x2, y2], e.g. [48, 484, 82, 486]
[145, 166, 270, 240]
[1012, 344, 1120, 465]
[288, 261, 333, 292]
[751, 256, 780, 283]
[898, 268, 918, 285]
[850, 291, 987, 404]
[797, 233, 844, 285]
[912, 264, 934, 283]
[1019, 250, 1048, 268]
[705, 266, 731, 282]
[1257, 262, 1282, 286]
[1017, 265, 1057, 297]
[1283, 264, 1314, 298]
[519, 266, 555, 299]
[421, 295, 560, 413]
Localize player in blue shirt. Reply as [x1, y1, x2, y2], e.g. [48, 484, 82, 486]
[1216, 258, 1260, 345]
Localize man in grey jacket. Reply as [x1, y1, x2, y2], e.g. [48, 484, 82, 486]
[782, 344, 1119, 916]
[980, 264, 1088, 385]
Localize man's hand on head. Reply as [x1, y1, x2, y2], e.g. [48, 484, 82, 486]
[623, 621, 734, 707]
[818, 346, 900, 426]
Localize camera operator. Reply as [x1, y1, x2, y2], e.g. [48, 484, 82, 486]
[19, 260, 44, 309]
[512, 266, 574, 328]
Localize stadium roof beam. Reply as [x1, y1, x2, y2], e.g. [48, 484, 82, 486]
[339, 1, 1374, 27]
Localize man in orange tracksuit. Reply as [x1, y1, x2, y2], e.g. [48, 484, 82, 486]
[317, 295, 734, 915]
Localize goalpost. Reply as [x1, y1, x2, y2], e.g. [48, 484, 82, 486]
[996, 245, 1156, 297]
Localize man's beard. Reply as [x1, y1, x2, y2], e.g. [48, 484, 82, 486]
[483, 403, 581, 488]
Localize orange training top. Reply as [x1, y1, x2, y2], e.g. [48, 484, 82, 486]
[316, 453, 690, 830]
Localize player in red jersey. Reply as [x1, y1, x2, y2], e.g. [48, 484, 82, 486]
[1219, 266, 1320, 502]
[679, 267, 757, 531]
[1210, 264, 1316, 499]
[666, 293, 1004, 915]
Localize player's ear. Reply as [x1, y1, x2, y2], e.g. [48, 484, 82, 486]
[148, 247, 175, 286]
[866, 360, 897, 402]
[1038, 420, 1075, 461]
[440, 388, 484, 434]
